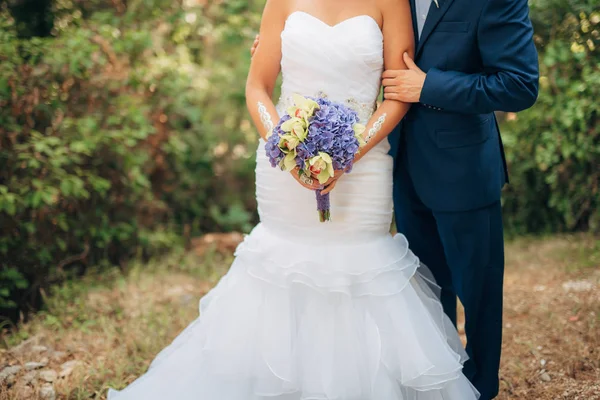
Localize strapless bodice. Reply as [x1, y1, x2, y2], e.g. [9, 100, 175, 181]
[276, 12, 384, 123]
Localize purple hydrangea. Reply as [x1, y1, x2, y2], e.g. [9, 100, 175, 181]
[264, 114, 290, 168]
[267, 98, 361, 171]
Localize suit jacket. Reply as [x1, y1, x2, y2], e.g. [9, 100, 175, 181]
[389, 0, 539, 212]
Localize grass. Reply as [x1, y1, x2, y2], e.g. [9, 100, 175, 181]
[1, 235, 599, 399]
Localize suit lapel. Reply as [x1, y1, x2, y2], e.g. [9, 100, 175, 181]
[416, 0, 455, 58]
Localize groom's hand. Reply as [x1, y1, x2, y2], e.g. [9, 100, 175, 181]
[382, 53, 426, 103]
[250, 34, 260, 58]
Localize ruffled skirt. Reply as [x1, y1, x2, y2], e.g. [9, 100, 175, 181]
[108, 223, 479, 399]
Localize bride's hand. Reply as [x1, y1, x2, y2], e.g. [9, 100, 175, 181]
[290, 167, 324, 191]
[320, 170, 345, 195]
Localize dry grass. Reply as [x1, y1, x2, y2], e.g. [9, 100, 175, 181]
[495, 235, 600, 400]
[1, 235, 599, 399]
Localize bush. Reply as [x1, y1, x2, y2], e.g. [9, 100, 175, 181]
[0, 0, 259, 316]
[1, 0, 597, 320]
[501, 0, 600, 234]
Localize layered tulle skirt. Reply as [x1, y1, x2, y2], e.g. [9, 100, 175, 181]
[108, 222, 479, 399]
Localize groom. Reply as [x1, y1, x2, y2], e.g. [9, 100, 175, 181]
[381, 0, 538, 399]
[251, 0, 539, 398]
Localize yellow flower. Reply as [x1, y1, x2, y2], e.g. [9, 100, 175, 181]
[281, 151, 297, 171]
[281, 117, 308, 141]
[280, 133, 301, 151]
[353, 123, 366, 148]
[286, 94, 320, 120]
[309, 152, 335, 184]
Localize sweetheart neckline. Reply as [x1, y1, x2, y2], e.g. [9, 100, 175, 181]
[286, 11, 382, 34]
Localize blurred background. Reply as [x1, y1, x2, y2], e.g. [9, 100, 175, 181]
[0, 0, 598, 399]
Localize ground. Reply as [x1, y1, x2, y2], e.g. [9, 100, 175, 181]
[1, 234, 599, 400]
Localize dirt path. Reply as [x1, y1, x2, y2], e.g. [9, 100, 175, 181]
[1, 235, 598, 399]
[495, 236, 599, 399]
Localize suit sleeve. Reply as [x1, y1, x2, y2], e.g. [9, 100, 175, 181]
[419, 0, 539, 114]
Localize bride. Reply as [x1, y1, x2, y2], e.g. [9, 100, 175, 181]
[109, 0, 480, 399]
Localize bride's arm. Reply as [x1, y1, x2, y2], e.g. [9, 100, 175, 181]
[246, 1, 323, 191]
[245, 0, 287, 140]
[354, 0, 415, 163]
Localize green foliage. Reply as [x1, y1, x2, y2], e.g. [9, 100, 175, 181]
[501, 0, 600, 234]
[1, 0, 597, 318]
[0, 0, 259, 315]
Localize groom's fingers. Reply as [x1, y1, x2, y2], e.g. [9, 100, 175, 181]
[383, 85, 409, 101]
[382, 77, 398, 87]
[382, 68, 425, 102]
[381, 69, 401, 79]
[383, 92, 402, 101]
[384, 85, 404, 93]
[403, 52, 420, 71]
[382, 70, 411, 87]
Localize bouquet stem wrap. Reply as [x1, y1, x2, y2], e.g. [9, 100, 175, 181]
[315, 190, 331, 222]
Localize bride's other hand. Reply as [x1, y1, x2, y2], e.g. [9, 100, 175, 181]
[320, 170, 345, 195]
[320, 180, 338, 195]
[291, 167, 324, 191]
[250, 34, 260, 58]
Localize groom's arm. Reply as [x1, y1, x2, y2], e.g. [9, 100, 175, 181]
[419, 0, 539, 114]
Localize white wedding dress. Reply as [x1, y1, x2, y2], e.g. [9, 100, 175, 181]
[109, 12, 480, 400]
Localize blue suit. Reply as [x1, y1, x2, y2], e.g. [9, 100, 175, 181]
[389, 0, 539, 398]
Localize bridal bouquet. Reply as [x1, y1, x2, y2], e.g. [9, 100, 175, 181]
[265, 94, 366, 222]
